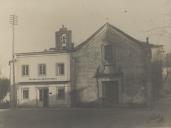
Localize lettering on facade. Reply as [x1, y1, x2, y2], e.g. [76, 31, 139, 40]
[29, 78, 57, 81]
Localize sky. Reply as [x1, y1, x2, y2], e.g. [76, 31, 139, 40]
[0, 0, 170, 77]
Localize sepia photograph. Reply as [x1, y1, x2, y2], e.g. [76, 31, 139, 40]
[0, 0, 171, 127]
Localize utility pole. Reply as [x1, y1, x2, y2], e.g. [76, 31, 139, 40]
[9, 14, 18, 108]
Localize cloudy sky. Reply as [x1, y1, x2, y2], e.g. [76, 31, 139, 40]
[0, 0, 170, 77]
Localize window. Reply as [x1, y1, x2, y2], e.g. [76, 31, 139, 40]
[22, 65, 29, 76]
[56, 87, 65, 99]
[56, 63, 64, 75]
[104, 45, 113, 62]
[23, 88, 29, 99]
[38, 64, 46, 76]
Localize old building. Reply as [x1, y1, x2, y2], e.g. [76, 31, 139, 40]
[10, 23, 163, 107]
[72, 23, 163, 107]
[11, 26, 74, 107]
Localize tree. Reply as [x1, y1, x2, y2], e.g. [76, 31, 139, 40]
[0, 78, 10, 103]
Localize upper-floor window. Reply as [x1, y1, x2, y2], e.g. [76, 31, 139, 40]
[104, 45, 113, 63]
[56, 63, 64, 75]
[38, 64, 46, 76]
[22, 65, 29, 76]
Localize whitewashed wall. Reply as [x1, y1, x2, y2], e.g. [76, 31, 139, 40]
[17, 84, 71, 107]
[14, 52, 71, 83]
[10, 52, 72, 107]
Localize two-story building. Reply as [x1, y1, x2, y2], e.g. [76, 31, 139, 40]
[11, 26, 74, 107]
[14, 51, 72, 107]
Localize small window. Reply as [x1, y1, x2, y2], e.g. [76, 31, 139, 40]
[38, 64, 46, 76]
[56, 63, 64, 75]
[56, 87, 65, 99]
[104, 45, 113, 63]
[23, 88, 29, 99]
[22, 65, 29, 76]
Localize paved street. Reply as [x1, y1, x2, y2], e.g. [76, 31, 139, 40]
[0, 107, 166, 128]
[2, 95, 171, 128]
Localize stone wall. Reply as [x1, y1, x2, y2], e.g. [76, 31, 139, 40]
[73, 27, 149, 105]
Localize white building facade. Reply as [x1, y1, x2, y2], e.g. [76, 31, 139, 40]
[10, 26, 74, 107]
[13, 52, 72, 107]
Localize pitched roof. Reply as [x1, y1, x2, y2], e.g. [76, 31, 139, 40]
[16, 23, 163, 57]
[75, 23, 162, 50]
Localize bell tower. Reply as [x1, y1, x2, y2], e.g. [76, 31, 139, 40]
[55, 25, 74, 50]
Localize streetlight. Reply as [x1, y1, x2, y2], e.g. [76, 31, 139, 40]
[9, 14, 18, 108]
